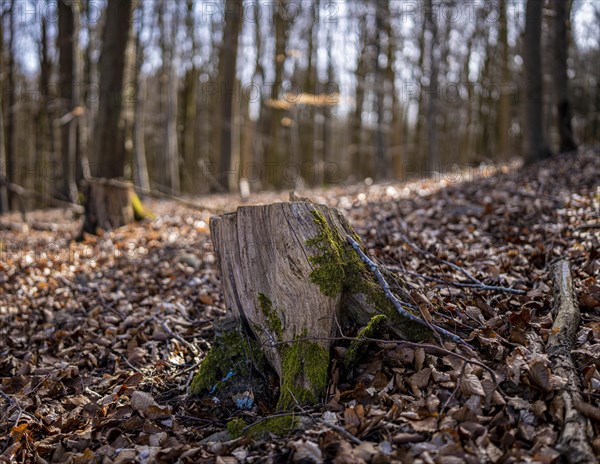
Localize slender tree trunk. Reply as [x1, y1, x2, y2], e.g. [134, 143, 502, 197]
[132, 7, 150, 193]
[552, 0, 577, 153]
[0, 7, 8, 213]
[180, 1, 198, 195]
[498, 0, 511, 160]
[58, 0, 79, 202]
[133, 76, 150, 193]
[167, 63, 180, 194]
[92, 0, 133, 178]
[425, 0, 439, 171]
[374, 1, 387, 181]
[265, 4, 289, 189]
[6, 0, 16, 209]
[36, 14, 55, 207]
[300, 1, 318, 185]
[0, 89, 7, 214]
[248, 1, 266, 192]
[524, 0, 552, 162]
[84, 0, 135, 234]
[351, 7, 367, 181]
[218, 0, 242, 191]
[414, 8, 427, 165]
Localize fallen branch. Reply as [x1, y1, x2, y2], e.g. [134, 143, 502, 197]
[546, 259, 595, 463]
[393, 231, 526, 295]
[575, 222, 600, 231]
[135, 183, 224, 214]
[346, 235, 473, 349]
[0, 177, 84, 214]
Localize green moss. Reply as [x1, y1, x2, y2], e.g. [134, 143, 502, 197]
[258, 293, 284, 341]
[277, 336, 329, 411]
[305, 208, 432, 342]
[226, 418, 248, 439]
[344, 314, 387, 369]
[305, 210, 349, 297]
[130, 191, 155, 221]
[246, 415, 300, 439]
[190, 328, 268, 395]
[256, 292, 330, 410]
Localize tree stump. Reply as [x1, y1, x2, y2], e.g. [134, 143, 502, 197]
[81, 178, 148, 235]
[192, 201, 433, 410]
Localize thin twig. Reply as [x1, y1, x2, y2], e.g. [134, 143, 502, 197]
[394, 268, 527, 295]
[440, 362, 467, 416]
[346, 235, 473, 349]
[153, 317, 199, 356]
[287, 386, 364, 446]
[396, 231, 483, 283]
[393, 232, 526, 295]
[576, 222, 600, 231]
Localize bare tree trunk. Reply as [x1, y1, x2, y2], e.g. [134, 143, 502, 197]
[58, 0, 80, 203]
[132, 6, 150, 193]
[166, 62, 180, 195]
[351, 6, 367, 181]
[92, 0, 133, 179]
[81, 179, 134, 234]
[552, 0, 577, 153]
[498, 0, 511, 160]
[299, 0, 318, 186]
[425, 0, 439, 171]
[524, 0, 552, 162]
[133, 77, 150, 193]
[265, 4, 289, 189]
[218, 0, 242, 191]
[6, 0, 16, 209]
[180, 0, 198, 195]
[36, 13, 55, 208]
[373, 1, 388, 181]
[0, 8, 8, 213]
[85, 0, 134, 234]
[0, 89, 8, 214]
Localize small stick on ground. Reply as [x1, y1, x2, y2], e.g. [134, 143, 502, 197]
[392, 232, 526, 295]
[347, 235, 473, 349]
[546, 259, 595, 464]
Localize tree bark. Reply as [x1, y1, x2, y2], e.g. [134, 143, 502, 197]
[498, 0, 511, 160]
[218, 0, 242, 191]
[0, 85, 8, 214]
[85, 0, 134, 234]
[132, 8, 150, 194]
[0, 3, 6, 213]
[58, 0, 80, 203]
[92, 0, 133, 179]
[425, 0, 439, 171]
[6, 0, 16, 210]
[193, 202, 433, 410]
[523, 0, 552, 162]
[552, 0, 578, 153]
[81, 179, 134, 234]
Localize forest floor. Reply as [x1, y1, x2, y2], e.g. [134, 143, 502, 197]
[0, 148, 599, 463]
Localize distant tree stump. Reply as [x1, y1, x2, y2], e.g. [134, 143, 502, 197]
[192, 201, 432, 410]
[81, 178, 141, 234]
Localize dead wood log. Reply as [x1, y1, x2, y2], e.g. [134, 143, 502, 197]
[192, 201, 439, 410]
[547, 259, 596, 463]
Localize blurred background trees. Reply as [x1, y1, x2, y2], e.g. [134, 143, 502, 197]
[0, 0, 598, 211]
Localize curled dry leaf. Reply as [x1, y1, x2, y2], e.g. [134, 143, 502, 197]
[460, 374, 485, 397]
